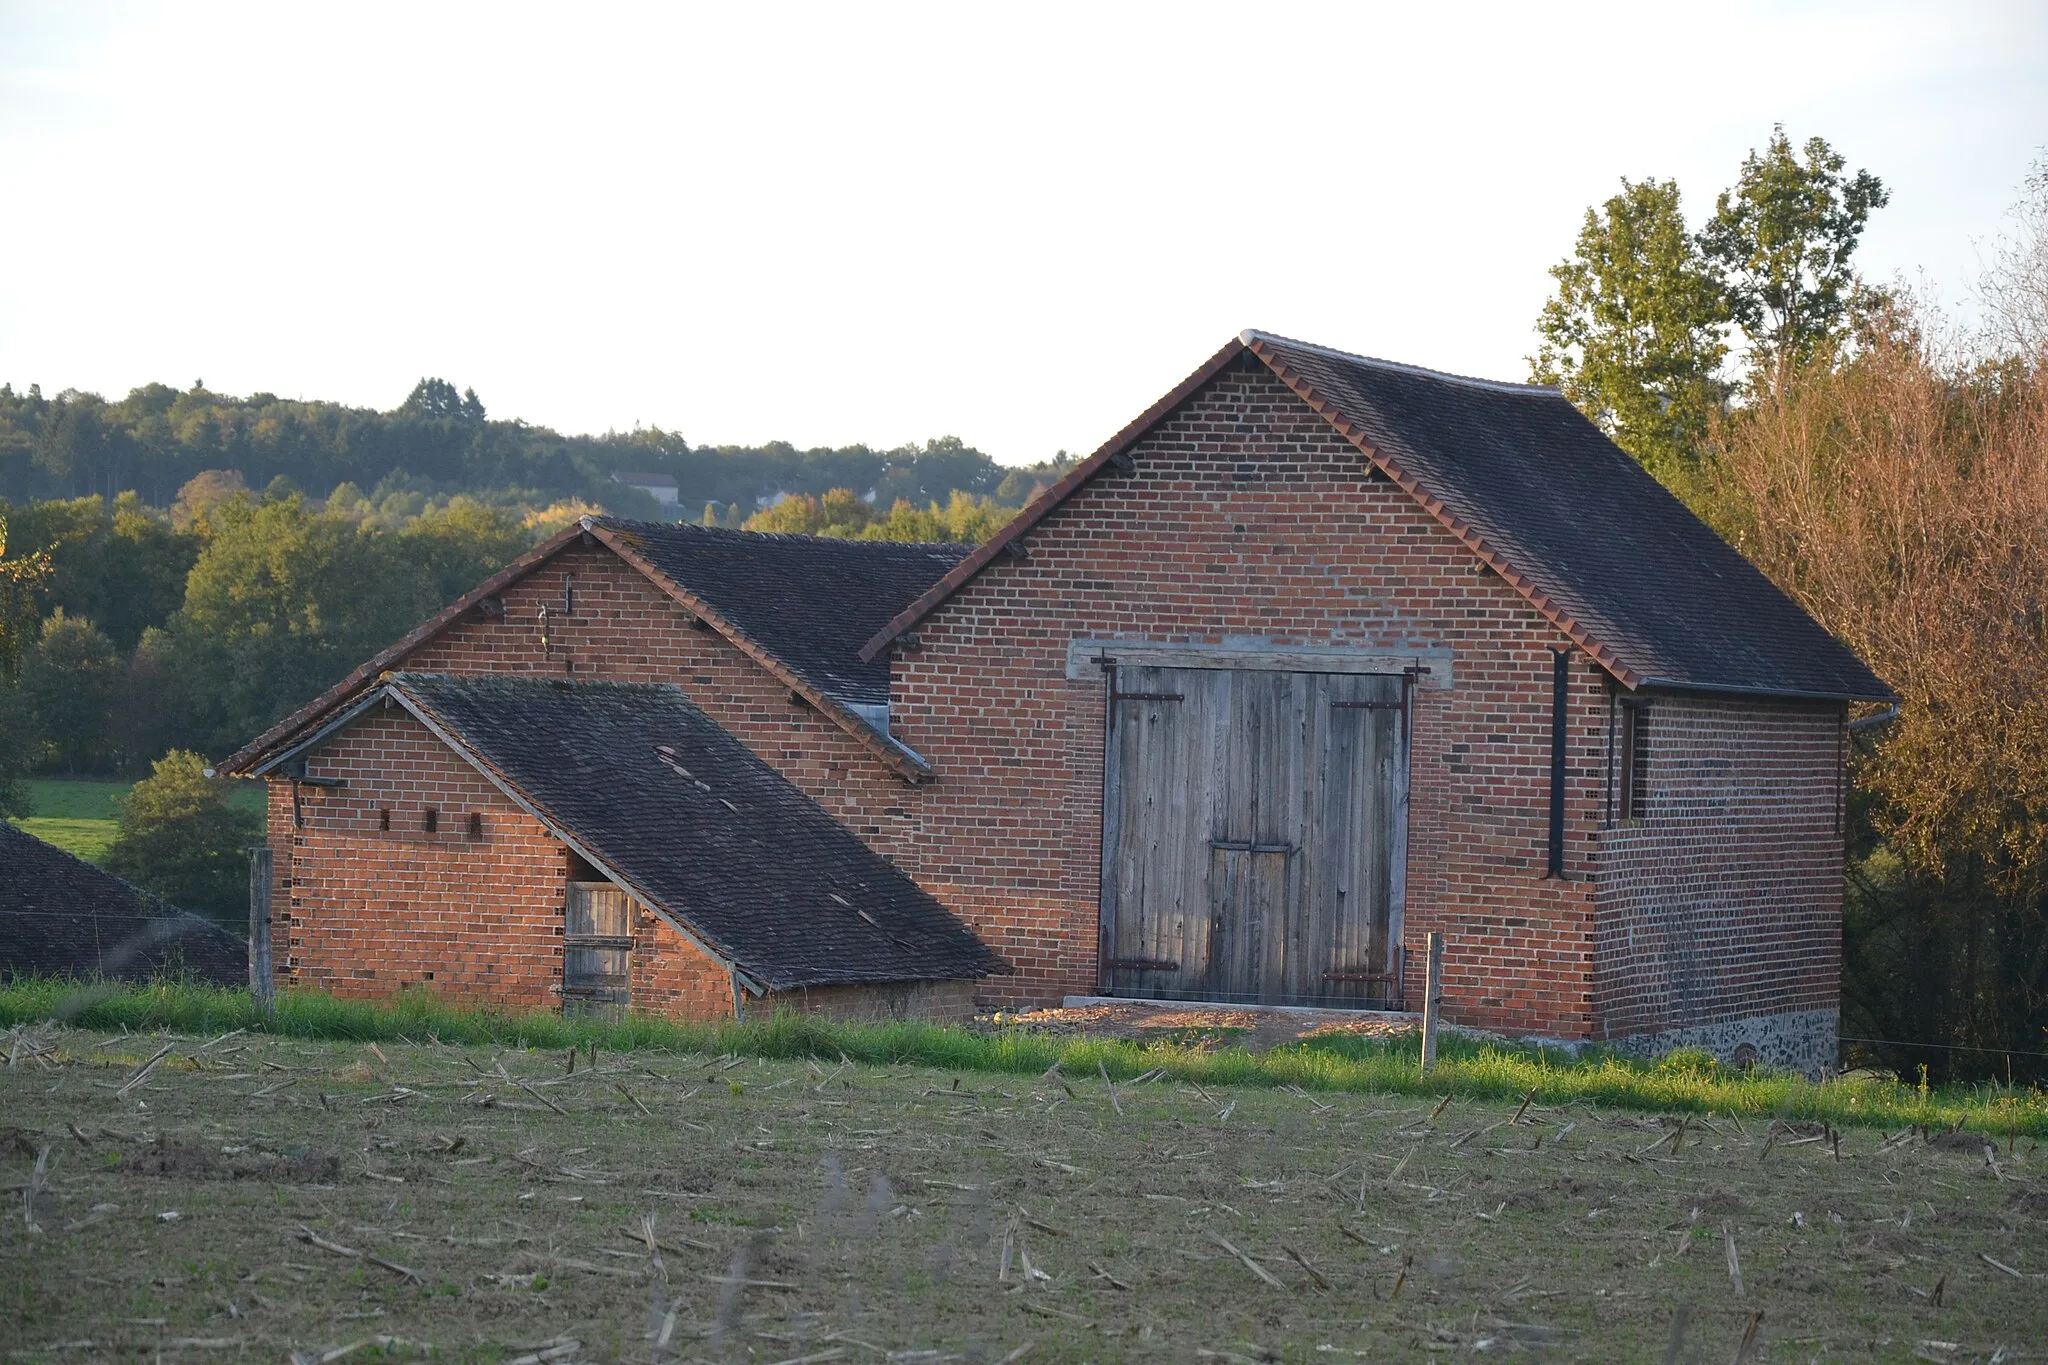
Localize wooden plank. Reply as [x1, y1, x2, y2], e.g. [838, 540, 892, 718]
[1064, 639, 1456, 687]
[1102, 666, 1221, 1000]
[1268, 670, 1308, 1003]
[565, 882, 634, 1018]
[1106, 665, 1408, 1010]
[1302, 673, 1404, 1007]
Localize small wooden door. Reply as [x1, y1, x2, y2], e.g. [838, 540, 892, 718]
[1101, 666, 1405, 1007]
[564, 881, 634, 1018]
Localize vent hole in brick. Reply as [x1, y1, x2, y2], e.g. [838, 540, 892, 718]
[378, 807, 390, 831]
[467, 812, 484, 840]
[423, 808, 439, 834]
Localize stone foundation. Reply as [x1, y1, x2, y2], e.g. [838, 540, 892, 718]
[753, 978, 978, 1025]
[1608, 1007, 1838, 1081]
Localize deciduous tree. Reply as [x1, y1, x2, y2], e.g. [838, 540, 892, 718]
[103, 750, 261, 928]
[1700, 126, 1890, 395]
[1532, 177, 1731, 476]
[21, 610, 118, 774]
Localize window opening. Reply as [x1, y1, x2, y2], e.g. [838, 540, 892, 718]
[1619, 702, 1650, 822]
[378, 807, 391, 831]
[467, 811, 484, 840]
[423, 808, 439, 834]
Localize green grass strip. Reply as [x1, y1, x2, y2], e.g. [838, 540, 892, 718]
[2, 977, 2042, 1137]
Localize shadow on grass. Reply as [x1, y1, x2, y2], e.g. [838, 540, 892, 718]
[2, 976, 2042, 1137]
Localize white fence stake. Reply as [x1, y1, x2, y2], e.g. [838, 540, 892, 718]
[1419, 931, 1445, 1075]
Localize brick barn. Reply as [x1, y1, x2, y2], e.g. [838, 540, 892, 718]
[226, 330, 1888, 1074]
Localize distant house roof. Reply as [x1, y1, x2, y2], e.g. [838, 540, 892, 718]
[864, 331, 1891, 703]
[611, 470, 679, 489]
[224, 519, 970, 782]
[0, 824, 245, 985]
[308, 674, 1008, 993]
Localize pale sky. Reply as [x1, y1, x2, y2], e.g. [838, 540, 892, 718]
[2, 2, 2043, 465]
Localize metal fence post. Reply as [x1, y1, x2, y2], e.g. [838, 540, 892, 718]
[1419, 931, 1445, 1075]
[248, 845, 275, 1017]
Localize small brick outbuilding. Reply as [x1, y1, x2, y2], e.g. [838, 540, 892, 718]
[227, 330, 1888, 1074]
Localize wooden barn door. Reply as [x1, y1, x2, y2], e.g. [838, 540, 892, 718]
[1301, 672, 1406, 1006]
[564, 881, 634, 1019]
[1101, 667, 1405, 1007]
[1100, 667, 1223, 1000]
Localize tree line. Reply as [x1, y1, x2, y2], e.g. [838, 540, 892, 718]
[1536, 126, 2048, 1082]
[0, 374, 1065, 525]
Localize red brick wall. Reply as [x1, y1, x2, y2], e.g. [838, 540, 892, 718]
[629, 907, 738, 1019]
[1592, 694, 1845, 1039]
[403, 541, 920, 859]
[270, 709, 570, 1006]
[628, 914, 977, 1022]
[887, 353, 1845, 1040]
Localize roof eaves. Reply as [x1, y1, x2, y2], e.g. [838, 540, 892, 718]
[1243, 335, 1649, 691]
[219, 521, 590, 775]
[244, 685, 394, 777]
[583, 519, 933, 783]
[857, 335, 1254, 662]
[1634, 675, 1898, 705]
[378, 676, 767, 992]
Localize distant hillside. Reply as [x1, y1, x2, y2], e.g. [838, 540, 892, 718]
[0, 377, 1071, 520]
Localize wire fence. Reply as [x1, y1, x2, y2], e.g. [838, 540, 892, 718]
[1840, 1034, 2048, 1062]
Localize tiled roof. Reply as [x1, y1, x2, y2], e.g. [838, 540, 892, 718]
[381, 673, 1008, 991]
[226, 520, 969, 781]
[593, 520, 970, 710]
[0, 824, 246, 985]
[866, 332, 1891, 703]
[1245, 333, 1890, 700]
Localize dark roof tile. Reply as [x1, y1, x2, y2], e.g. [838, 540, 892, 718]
[1247, 332, 1890, 700]
[383, 673, 1006, 991]
[594, 520, 970, 710]
[0, 824, 246, 985]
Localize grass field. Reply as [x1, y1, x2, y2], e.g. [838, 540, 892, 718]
[8, 777, 267, 864]
[0, 1020, 2042, 1363]
[4, 981, 2046, 1141]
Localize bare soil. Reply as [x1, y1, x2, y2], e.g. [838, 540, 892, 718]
[1, 1024, 2043, 1362]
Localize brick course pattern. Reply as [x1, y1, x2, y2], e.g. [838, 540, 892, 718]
[885, 354, 1847, 1050]
[270, 709, 570, 1005]
[1593, 694, 1845, 1066]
